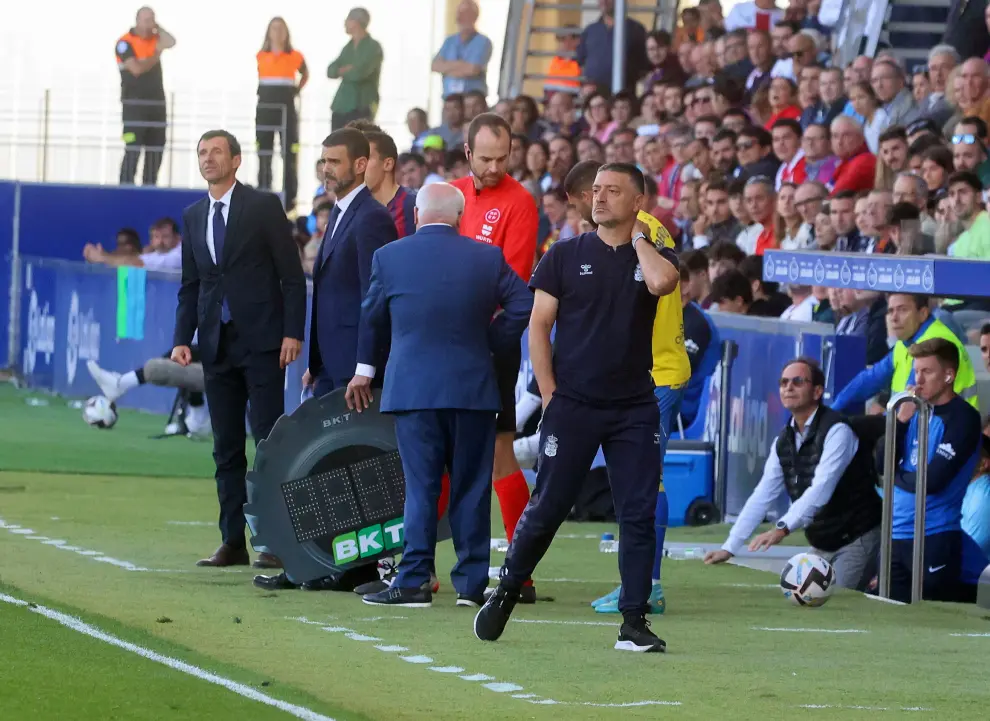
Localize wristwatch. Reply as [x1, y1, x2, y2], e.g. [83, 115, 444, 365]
[631, 232, 647, 250]
[775, 520, 790, 536]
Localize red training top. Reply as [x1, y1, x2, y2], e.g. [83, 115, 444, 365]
[830, 145, 877, 196]
[452, 174, 538, 282]
[764, 105, 802, 131]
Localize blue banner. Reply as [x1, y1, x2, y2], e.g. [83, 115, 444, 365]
[19, 257, 310, 415]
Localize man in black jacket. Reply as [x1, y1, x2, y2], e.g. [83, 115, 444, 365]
[704, 357, 882, 591]
[172, 129, 306, 568]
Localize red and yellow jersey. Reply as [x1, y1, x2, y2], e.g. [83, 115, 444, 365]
[452, 174, 538, 282]
[639, 211, 690, 388]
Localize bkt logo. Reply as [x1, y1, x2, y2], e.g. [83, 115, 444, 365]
[66, 291, 101, 385]
[23, 289, 56, 375]
[332, 519, 404, 563]
[322, 413, 353, 428]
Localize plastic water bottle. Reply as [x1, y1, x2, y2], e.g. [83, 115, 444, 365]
[663, 546, 705, 560]
[599, 533, 619, 553]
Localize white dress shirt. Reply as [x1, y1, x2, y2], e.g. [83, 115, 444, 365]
[722, 408, 860, 555]
[781, 294, 816, 322]
[205, 184, 235, 264]
[140, 242, 182, 272]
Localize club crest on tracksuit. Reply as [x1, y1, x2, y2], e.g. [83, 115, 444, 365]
[544, 434, 558, 457]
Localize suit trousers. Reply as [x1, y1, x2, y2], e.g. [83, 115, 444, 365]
[203, 322, 285, 547]
[393, 409, 496, 597]
[502, 394, 661, 620]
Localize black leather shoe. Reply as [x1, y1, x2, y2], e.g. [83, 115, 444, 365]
[363, 586, 432, 607]
[253, 572, 299, 590]
[301, 575, 349, 592]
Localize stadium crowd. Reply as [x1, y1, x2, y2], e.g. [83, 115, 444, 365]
[82, 1, 990, 611]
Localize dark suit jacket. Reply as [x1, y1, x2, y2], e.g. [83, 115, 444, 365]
[309, 185, 398, 388]
[358, 224, 533, 413]
[173, 182, 306, 366]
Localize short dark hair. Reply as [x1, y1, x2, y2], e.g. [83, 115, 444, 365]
[783, 357, 826, 388]
[116, 227, 140, 247]
[909, 337, 960, 372]
[563, 160, 601, 195]
[444, 149, 468, 167]
[397, 152, 426, 168]
[878, 125, 908, 145]
[597, 162, 646, 194]
[726, 178, 747, 198]
[709, 239, 746, 265]
[959, 116, 989, 138]
[510, 132, 531, 151]
[444, 92, 465, 107]
[695, 114, 721, 129]
[643, 173, 658, 198]
[948, 170, 983, 193]
[199, 129, 241, 158]
[366, 131, 398, 163]
[890, 201, 921, 225]
[805, 121, 830, 139]
[980, 322, 990, 337]
[464, 89, 487, 105]
[681, 249, 709, 274]
[771, 118, 802, 137]
[832, 189, 857, 202]
[612, 127, 638, 142]
[648, 29, 672, 47]
[739, 254, 778, 294]
[346, 118, 383, 133]
[889, 292, 929, 310]
[543, 186, 568, 204]
[709, 269, 752, 305]
[322, 128, 370, 161]
[723, 107, 750, 123]
[408, 107, 428, 124]
[705, 178, 728, 195]
[738, 125, 772, 148]
[467, 112, 512, 152]
[151, 217, 180, 235]
[907, 134, 943, 159]
[712, 128, 738, 146]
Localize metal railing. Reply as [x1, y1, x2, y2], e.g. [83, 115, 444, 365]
[879, 390, 931, 604]
[833, 0, 892, 68]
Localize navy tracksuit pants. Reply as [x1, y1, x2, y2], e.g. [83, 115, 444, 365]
[393, 409, 496, 598]
[501, 394, 662, 619]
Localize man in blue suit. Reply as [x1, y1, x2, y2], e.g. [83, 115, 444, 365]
[254, 127, 397, 593]
[304, 127, 397, 397]
[347, 182, 533, 608]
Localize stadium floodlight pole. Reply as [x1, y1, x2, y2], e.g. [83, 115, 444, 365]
[713, 339, 737, 523]
[611, 0, 627, 95]
[879, 390, 931, 604]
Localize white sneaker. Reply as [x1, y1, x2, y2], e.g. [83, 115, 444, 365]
[184, 405, 212, 436]
[86, 360, 122, 402]
[513, 434, 541, 467]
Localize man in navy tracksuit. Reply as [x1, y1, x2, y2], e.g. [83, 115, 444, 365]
[474, 163, 680, 653]
[890, 337, 982, 603]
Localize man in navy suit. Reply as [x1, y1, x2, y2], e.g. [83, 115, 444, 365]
[171, 129, 306, 568]
[347, 183, 533, 608]
[303, 127, 398, 397]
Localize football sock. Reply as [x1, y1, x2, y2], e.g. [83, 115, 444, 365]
[652, 490, 669, 581]
[120, 370, 141, 393]
[437, 473, 451, 519]
[494, 470, 530, 542]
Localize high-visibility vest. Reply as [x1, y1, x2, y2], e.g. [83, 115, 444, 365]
[891, 319, 979, 409]
[257, 49, 305, 87]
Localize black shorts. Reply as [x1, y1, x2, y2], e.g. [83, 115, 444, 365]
[495, 344, 522, 434]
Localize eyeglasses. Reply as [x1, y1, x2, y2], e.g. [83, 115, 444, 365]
[953, 134, 978, 145]
[779, 376, 810, 388]
[736, 141, 755, 151]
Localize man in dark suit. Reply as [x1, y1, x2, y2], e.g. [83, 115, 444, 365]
[171, 129, 306, 568]
[252, 127, 398, 592]
[348, 182, 533, 608]
[304, 127, 398, 397]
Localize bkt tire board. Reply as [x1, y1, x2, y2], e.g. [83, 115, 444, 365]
[245, 389, 452, 584]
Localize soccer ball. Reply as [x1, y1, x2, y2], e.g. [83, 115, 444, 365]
[82, 395, 118, 429]
[779, 552, 835, 607]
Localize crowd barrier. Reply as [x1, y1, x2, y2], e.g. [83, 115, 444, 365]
[13, 257, 869, 517]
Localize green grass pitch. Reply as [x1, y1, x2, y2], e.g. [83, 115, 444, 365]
[2, 384, 989, 720]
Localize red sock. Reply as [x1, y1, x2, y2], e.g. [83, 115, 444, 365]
[437, 473, 451, 518]
[493, 470, 530, 542]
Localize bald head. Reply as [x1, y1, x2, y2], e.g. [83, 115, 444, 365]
[415, 182, 466, 228]
[961, 58, 990, 106]
[831, 115, 864, 159]
[456, 0, 480, 28]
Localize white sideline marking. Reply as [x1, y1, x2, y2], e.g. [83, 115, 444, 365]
[800, 705, 931, 711]
[0, 593, 337, 721]
[753, 627, 868, 634]
[359, 616, 407, 622]
[864, 595, 907, 606]
[399, 655, 434, 664]
[484, 683, 524, 693]
[513, 619, 614, 627]
[949, 633, 990, 637]
[24, 536, 49, 541]
[9, 528, 36, 535]
[290, 617, 681, 708]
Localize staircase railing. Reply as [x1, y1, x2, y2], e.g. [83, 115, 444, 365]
[832, 0, 892, 67]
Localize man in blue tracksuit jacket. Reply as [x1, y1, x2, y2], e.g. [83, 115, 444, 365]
[889, 338, 982, 603]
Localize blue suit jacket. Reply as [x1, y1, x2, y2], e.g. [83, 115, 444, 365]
[308, 186, 398, 388]
[359, 224, 533, 413]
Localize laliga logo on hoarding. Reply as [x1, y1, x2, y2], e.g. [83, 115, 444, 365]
[728, 377, 769, 474]
[66, 292, 101, 385]
[23, 289, 56, 375]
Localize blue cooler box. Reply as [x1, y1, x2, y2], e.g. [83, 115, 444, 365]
[664, 440, 715, 527]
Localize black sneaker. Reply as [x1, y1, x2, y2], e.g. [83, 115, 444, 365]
[615, 617, 666, 653]
[456, 594, 485, 608]
[362, 586, 432, 608]
[353, 559, 399, 595]
[484, 582, 538, 604]
[473, 585, 518, 641]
